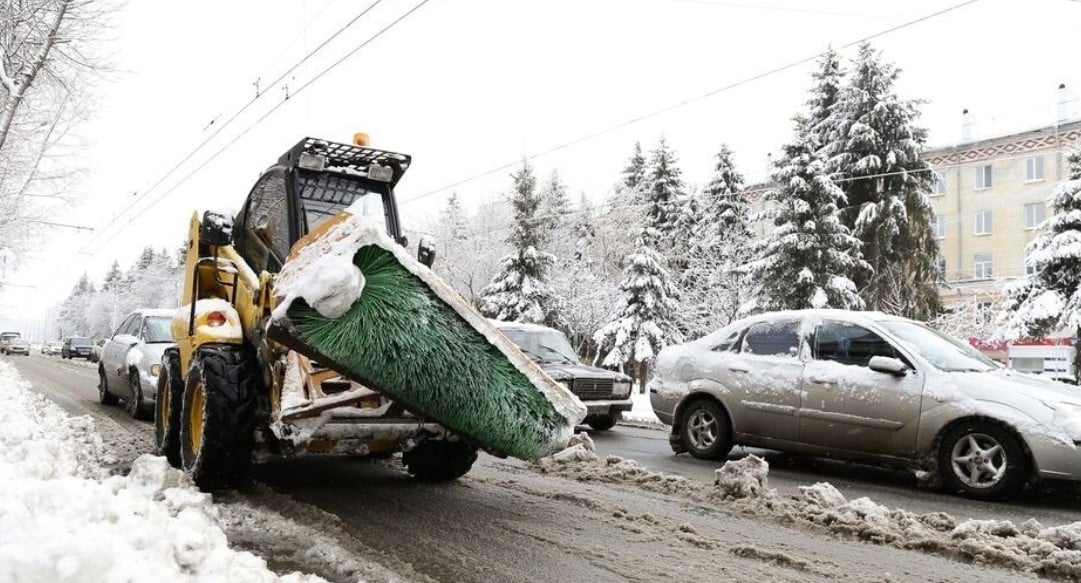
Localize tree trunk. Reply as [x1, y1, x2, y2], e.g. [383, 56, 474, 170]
[637, 361, 648, 394]
[1074, 326, 1080, 386]
[0, 0, 71, 151]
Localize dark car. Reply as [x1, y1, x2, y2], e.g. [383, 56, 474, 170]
[492, 320, 633, 431]
[62, 336, 94, 359]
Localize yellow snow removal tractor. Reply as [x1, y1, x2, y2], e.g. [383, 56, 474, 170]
[156, 136, 585, 491]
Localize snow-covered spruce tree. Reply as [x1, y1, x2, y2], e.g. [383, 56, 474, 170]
[806, 48, 845, 147]
[825, 42, 939, 319]
[479, 160, 559, 326]
[745, 118, 868, 313]
[55, 272, 94, 338]
[594, 228, 681, 392]
[621, 141, 648, 195]
[642, 137, 686, 248]
[1002, 148, 1081, 380]
[681, 144, 755, 337]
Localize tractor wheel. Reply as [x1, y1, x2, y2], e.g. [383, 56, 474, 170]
[403, 440, 478, 482]
[180, 346, 258, 492]
[155, 350, 185, 468]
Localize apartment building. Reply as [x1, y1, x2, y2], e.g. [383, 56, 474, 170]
[925, 117, 1081, 308]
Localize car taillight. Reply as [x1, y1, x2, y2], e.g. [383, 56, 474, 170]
[206, 311, 227, 327]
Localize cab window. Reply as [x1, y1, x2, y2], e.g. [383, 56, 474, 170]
[236, 169, 291, 273]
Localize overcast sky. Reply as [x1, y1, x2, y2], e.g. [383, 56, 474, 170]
[2, 0, 1079, 321]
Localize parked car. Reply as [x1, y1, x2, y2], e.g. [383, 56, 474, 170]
[97, 309, 176, 419]
[42, 341, 63, 356]
[62, 337, 95, 359]
[650, 309, 1081, 501]
[89, 338, 106, 363]
[492, 320, 632, 431]
[5, 337, 30, 355]
[0, 331, 21, 355]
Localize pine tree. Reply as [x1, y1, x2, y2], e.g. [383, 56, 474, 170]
[136, 246, 156, 270]
[642, 137, 685, 246]
[442, 192, 468, 241]
[479, 160, 559, 326]
[681, 144, 754, 336]
[621, 141, 647, 195]
[806, 48, 844, 147]
[594, 228, 681, 392]
[1003, 149, 1081, 380]
[746, 118, 868, 312]
[102, 260, 123, 291]
[826, 43, 939, 319]
[538, 171, 571, 229]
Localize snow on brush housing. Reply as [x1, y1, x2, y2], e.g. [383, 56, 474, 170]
[0, 361, 324, 583]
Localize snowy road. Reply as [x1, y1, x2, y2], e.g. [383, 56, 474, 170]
[6, 353, 1074, 582]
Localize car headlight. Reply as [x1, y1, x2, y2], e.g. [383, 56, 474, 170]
[613, 381, 632, 398]
[150, 364, 162, 377]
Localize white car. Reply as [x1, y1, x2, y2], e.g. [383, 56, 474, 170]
[649, 309, 1081, 500]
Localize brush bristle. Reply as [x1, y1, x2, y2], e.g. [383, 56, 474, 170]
[286, 245, 570, 460]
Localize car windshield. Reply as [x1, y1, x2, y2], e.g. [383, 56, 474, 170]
[70, 337, 92, 347]
[877, 320, 997, 373]
[500, 328, 578, 365]
[1, 333, 19, 342]
[144, 317, 173, 343]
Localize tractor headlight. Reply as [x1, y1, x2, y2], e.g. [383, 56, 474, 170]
[150, 364, 162, 377]
[613, 381, 632, 398]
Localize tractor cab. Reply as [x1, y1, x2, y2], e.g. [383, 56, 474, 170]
[231, 136, 427, 274]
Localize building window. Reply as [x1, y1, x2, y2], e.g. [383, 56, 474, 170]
[975, 209, 992, 235]
[1025, 156, 1045, 182]
[933, 215, 946, 239]
[975, 165, 993, 190]
[974, 254, 993, 279]
[935, 258, 947, 279]
[931, 174, 946, 196]
[1024, 202, 1046, 230]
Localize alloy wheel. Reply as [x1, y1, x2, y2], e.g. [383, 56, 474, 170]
[950, 432, 1007, 489]
[686, 408, 718, 450]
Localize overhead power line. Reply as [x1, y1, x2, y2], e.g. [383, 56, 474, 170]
[399, 0, 984, 207]
[79, 0, 433, 260]
[80, 0, 387, 252]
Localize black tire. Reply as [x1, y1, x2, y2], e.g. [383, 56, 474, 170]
[937, 420, 1029, 501]
[126, 371, 150, 420]
[98, 366, 118, 406]
[403, 440, 478, 482]
[180, 346, 258, 492]
[587, 414, 619, 431]
[679, 399, 733, 460]
[155, 350, 185, 468]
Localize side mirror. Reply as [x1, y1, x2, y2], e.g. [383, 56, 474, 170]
[418, 236, 436, 267]
[113, 334, 139, 348]
[869, 356, 907, 376]
[201, 211, 234, 246]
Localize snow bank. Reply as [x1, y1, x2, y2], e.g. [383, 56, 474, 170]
[533, 440, 1081, 579]
[0, 361, 325, 583]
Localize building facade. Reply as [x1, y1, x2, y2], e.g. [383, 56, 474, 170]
[925, 119, 1081, 310]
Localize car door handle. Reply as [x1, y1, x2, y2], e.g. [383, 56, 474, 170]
[728, 366, 749, 373]
[810, 376, 837, 385]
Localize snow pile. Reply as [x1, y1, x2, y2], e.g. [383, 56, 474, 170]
[0, 362, 325, 583]
[714, 455, 770, 500]
[532, 434, 705, 497]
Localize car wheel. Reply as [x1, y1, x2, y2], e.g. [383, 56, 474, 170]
[126, 371, 149, 420]
[937, 421, 1028, 501]
[98, 366, 118, 406]
[680, 399, 733, 460]
[587, 414, 619, 431]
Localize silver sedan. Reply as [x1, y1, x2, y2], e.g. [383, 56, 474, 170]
[650, 309, 1081, 500]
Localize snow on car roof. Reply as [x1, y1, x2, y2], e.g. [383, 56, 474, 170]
[139, 308, 178, 318]
[488, 320, 560, 334]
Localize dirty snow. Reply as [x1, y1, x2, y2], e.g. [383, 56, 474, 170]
[0, 361, 324, 583]
[534, 441, 1081, 580]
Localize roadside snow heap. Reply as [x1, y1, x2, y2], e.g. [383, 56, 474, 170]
[0, 361, 324, 583]
[536, 441, 1081, 579]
